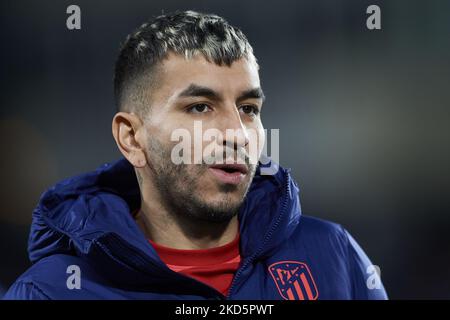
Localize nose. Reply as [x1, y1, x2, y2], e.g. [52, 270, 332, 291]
[220, 105, 249, 150]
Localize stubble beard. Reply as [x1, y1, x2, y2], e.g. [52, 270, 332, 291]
[145, 136, 255, 225]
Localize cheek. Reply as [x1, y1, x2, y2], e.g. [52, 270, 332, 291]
[146, 120, 193, 155]
[145, 109, 190, 140]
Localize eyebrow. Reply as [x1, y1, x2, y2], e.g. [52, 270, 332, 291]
[237, 87, 266, 103]
[177, 83, 266, 103]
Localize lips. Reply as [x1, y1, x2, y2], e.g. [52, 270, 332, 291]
[209, 164, 248, 174]
[208, 163, 248, 185]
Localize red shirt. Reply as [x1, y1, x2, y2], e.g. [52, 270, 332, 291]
[149, 233, 241, 296]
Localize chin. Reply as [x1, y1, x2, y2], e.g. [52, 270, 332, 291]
[205, 192, 245, 210]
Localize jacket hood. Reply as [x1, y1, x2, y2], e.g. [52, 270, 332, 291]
[28, 158, 302, 285]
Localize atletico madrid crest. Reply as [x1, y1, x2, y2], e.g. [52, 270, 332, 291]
[269, 261, 319, 300]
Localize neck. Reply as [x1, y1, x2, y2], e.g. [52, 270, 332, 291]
[135, 176, 239, 250]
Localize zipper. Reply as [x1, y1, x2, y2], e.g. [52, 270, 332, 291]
[226, 170, 291, 299]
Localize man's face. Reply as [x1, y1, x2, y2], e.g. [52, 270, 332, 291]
[141, 52, 265, 223]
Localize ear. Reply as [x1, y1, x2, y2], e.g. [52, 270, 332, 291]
[112, 112, 147, 168]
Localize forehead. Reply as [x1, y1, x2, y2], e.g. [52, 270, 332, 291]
[155, 52, 261, 99]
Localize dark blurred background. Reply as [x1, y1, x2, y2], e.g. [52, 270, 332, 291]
[1, 0, 449, 298]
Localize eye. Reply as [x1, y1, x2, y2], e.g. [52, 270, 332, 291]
[239, 105, 260, 117]
[188, 103, 212, 114]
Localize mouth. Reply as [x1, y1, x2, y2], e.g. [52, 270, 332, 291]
[208, 164, 248, 185]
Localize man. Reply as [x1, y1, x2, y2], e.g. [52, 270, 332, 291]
[4, 11, 387, 300]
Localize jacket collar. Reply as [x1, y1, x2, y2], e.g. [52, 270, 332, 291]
[29, 158, 302, 287]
